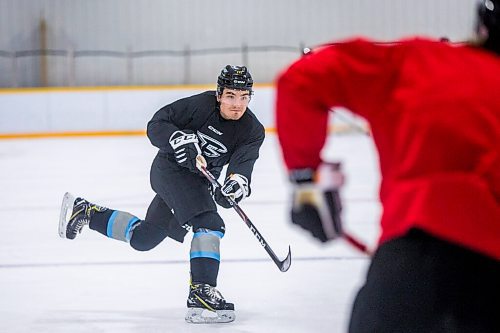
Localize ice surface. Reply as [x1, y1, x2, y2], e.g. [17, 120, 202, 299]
[0, 133, 381, 333]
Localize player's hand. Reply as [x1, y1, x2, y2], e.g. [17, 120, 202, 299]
[214, 174, 250, 208]
[169, 130, 202, 173]
[289, 163, 344, 242]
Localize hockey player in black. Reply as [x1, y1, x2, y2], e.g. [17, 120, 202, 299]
[58, 65, 265, 324]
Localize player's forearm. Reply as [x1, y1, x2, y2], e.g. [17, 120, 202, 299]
[276, 68, 329, 171]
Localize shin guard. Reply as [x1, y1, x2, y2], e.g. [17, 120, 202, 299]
[106, 210, 140, 242]
[190, 229, 224, 286]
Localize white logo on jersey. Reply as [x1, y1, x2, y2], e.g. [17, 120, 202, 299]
[208, 125, 223, 135]
[197, 131, 228, 158]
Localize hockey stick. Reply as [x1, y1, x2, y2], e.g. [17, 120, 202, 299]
[333, 109, 371, 136]
[196, 156, 292, 272]
[342, 231, 373, 256]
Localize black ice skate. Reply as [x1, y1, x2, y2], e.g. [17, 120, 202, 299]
[185, 282, 235, 324]
[58, 192, 107, 239]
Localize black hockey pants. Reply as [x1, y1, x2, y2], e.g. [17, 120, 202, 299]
[348, 228, 500, 333]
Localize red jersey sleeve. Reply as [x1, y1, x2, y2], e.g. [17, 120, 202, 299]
[276, 38, 405, 170]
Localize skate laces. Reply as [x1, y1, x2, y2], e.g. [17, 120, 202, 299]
[75, 198, 107, 217]
[85, 201, 107, 215]
[203, 285, 225, 303]
[70, 198, 106, 234]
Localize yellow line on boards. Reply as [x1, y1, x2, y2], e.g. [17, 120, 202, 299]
[0, 128, 274, 140]
[0, 125, 363, 140]
[0, 130, 147, 140]
[0, 83, 275, 95]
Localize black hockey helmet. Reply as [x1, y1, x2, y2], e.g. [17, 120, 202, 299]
[477, 0, 500, 54]
[217, 65, 253, 96]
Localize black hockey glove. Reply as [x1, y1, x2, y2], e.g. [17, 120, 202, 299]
[214, 174, 250, 208]
[289, 162, 344, 242]
[169, 130, 202, 173]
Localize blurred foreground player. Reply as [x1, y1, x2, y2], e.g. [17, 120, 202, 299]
[276, 1, 500, 332]
[59, 65, 264, 323]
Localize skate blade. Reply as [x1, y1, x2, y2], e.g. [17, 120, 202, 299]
[185, 308, 235, 324]
[58, 192, 76, 238]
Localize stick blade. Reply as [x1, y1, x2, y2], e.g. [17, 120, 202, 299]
[278, 246, 292, 272]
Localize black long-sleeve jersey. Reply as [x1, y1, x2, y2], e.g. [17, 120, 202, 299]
[147, 90, 265, 188]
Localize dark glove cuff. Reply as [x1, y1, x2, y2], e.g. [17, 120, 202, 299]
[214, 189, 233, 208]
[289, 168, 315, 184]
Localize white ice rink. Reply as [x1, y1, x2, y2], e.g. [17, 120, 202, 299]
[0, 133, 381, 333]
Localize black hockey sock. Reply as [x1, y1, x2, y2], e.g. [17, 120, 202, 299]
[191, 257, 220, 287]
[90, 209, 141, 242]
[189, 228, 223, 286]
[89, 209, 114, 236]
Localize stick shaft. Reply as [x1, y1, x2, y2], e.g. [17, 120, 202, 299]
[195, 158, 291, 272]
[343, 231, 373, 256]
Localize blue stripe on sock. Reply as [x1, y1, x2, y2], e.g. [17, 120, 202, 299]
[190, 251, 221, 261]
[193, 230, 224, 239]
[124, 217, 140, 241]
[106, 210, 118, 238]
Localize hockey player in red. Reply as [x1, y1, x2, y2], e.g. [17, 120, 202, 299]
[276, 1, 500, 332]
